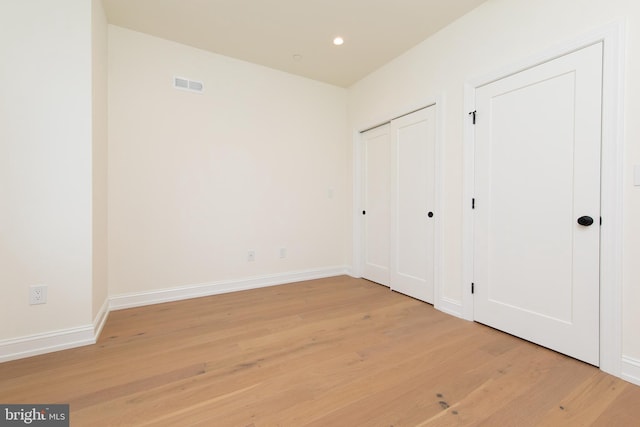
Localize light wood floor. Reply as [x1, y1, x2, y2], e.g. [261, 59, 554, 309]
[1, 276, 638, 426]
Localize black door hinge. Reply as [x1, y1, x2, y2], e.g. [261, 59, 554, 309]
[472, 198, 475, 209]
[469, 110, 477, 124]
[471, 283, 475, 294]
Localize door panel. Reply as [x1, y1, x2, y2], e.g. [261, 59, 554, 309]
[362, 124, 391, 286]
[473, 43, 603, 365]
[390, 106, 436, 303]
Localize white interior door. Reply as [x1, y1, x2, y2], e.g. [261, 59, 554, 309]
[473, 43, 603, 365]
[362, 124, 391, 286]
[390, 106, 436, 303]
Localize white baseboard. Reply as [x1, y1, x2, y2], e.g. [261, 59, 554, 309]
[621, 355, 640, 386]
[0, 326, 95, 363]
[109, 266, 350, 311]
[93, 297, 110, 338]
[0, 297, 110, 363]
[435, 296, 464, 319]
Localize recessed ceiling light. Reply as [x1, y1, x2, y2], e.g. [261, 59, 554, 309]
[333, 37, 344, 46]
[293, 54, 303, 61]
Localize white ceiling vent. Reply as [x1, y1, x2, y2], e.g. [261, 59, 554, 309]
[173, 76, 204, 93]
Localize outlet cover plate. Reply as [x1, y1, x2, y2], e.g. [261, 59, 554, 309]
[29, 285, 47, 305]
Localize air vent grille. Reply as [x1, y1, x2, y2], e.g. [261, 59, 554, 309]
[188, 80, 203, 91]
[173, 76, 204, 93]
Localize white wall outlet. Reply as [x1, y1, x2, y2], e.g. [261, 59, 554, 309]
[247, 250, 255, 262]
[280, 248, 287, 259]
[29, 285, 47, 305]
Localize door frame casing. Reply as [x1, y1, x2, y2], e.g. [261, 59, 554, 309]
[352, 98, 444, 308]
[462, 22, 625, 376]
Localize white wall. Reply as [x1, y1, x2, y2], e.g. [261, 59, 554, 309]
[108, 26, 349, 299]
[0, 0, 94, 341]
[349, 0, 640, 372]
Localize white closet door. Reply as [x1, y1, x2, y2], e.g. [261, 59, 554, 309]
[362, 124, 391, 286]
[390, 106, 436, 303]
[473, 43, 603, 365]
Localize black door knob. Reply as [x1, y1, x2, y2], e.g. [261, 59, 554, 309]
[362, 210, 366, 215]
[577, 216, 594, 226]
[428, 212, 434, 218]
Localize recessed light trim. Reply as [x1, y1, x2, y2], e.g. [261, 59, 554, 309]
[333, 37, 344, 46]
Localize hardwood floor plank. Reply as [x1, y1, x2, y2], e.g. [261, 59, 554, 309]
[475, 355, 594, 426]
[591, 382, 640, 426]
[537, 372, 628, 426]
[0, 276, 638, 427]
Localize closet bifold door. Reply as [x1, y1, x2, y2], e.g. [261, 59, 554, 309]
[361, 124, 391, 286]
[389, 106, 436, 303]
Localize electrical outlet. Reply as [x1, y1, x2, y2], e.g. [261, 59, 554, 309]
[247, 250, 255, 262]
[280, 248, 287, 259]
[29, 285, 47, 305]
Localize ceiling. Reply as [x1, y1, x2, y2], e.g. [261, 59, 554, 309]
[102, 0, 488, 87]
